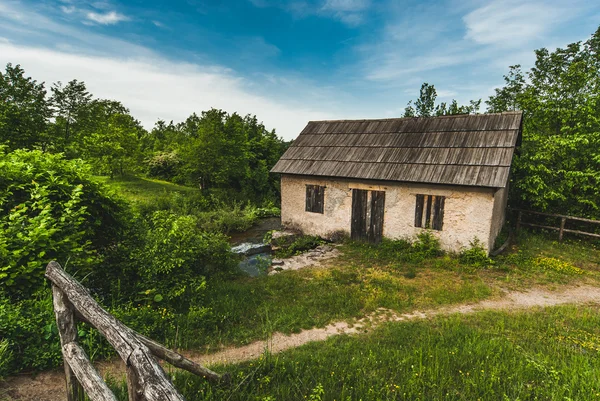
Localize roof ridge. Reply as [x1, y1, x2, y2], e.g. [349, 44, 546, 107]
[307, 111, 522, 124]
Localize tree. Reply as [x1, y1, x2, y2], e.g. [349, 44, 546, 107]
[0, 64, 51, 150]
[50, 79, 92, 154]
[82, 100, 145, 177]
[488, 26, 600, 217]
[403, 83, 481, 118]
[415, 83, 437, 117]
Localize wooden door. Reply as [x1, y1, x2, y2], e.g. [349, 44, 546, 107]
[368, 190, 385, 243]
[351, 189, 385, 242]
[351, 189, 368, 241]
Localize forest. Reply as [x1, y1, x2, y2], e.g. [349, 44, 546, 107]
[0, 26, 599, 393]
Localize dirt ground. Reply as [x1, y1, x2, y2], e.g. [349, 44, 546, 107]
[3, 284, 600, 401]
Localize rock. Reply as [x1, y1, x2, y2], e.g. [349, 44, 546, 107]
[271, 259, 285, 266]
[231, 243, 272, 256]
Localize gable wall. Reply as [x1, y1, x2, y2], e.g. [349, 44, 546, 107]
[280, 174, 500, 253]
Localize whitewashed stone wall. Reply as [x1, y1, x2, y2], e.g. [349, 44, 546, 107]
[280, 174, 506, 253]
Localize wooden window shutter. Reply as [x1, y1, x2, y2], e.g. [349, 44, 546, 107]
[306, 184, 325, 214]
[415, 194, 424, 227]
[432, 196, 445, 230]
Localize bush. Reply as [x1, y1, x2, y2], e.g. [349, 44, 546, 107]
[146, 151, 182, 180]
[0, 148, 128, 299]
[274, 235, 325, 258]
[459, 238, 494, 267]
[0, 339, 12, 380]
[137, 211, 237, 310]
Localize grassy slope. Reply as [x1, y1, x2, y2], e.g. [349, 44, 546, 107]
[96, 175, 198, 204]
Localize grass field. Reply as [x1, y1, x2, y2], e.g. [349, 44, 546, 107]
[107, 305, 600, 400]
[96, 175, 199, 204]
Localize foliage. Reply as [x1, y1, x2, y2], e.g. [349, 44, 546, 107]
[146, 151, 182, 180]
[0, 339, 12, 380]
[403, 83, 482, 117]
[488, 27, 600, 217]
[531, 256, 584, 276]
[0, 63, 51, 151]
[0, 148, 127, 299]
[273, 235, 325, 258]
[459, 238, 494, 267]
[136, 211, 236, 309]
[0, 293, 62, 373]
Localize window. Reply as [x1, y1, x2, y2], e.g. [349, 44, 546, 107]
[305, 184, 325, 214]
[415, 194, 445, 230]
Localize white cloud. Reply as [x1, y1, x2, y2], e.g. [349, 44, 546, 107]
[247, 0, 371, 26]
[60, 5, 76, 14]
[0, 42, 331, 139]
[463, 0, 571, 47]
[86, 11, 129, 25]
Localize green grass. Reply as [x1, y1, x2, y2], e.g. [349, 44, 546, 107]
[95, 175, 199, 204]
[109, 305, 600, 400]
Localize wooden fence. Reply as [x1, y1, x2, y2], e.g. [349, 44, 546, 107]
[45, 261, 227, 401]
[514, 209, 600, 241]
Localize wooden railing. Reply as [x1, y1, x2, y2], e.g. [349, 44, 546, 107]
[45, 261, 227, 401]
[514, 209, 600, 241]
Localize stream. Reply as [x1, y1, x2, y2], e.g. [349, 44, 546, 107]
[230, 217, 281, 277]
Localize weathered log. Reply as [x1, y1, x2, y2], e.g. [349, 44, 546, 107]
[127, 364, 144, 401]
[52, 285, 84, 401]
[137, 334, 227, 384]
[46, 261, 185, 401]
[73, 310, 227, 384]
[62, 342, 118, 401]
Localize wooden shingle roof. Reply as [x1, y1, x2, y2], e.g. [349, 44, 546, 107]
[271, 111, 522, 188]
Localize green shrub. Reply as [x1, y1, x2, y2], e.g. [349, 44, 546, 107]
[0, 148, 128, 299]
[137, 211, 236, 309]
[459, 238, 494, 267]
[0, 339, 12, 380]
[0, 293, 61, 373]
[412, 232, 442, 258]
[274, 235, 325, 258]
[146, 151, 182, 180]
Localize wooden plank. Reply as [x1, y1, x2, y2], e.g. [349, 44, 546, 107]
[415, 194, 424, 227]
[45, 262, 185, 401]
[351, 189, 368, 241]
[62, 342, 118, 401]
[520, 222, 560, 231]
[368, 191, 385, 243]
[52, 286, 84, 401]
[425, 195, 433, 228]
[562, 228, 600, 239]
[513, 209, 600, 225]
[432, 196, 445, 231]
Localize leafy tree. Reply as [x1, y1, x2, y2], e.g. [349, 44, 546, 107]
[83, 100, 146, 177]
[488, 27, 600, 216]
[50, 79, 92, 154]
[0, 64, 51, 150]
[415, 83, 437, 117]
[403, 83, 481, 117]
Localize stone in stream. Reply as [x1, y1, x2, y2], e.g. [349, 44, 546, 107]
[231, 242, 272, 256]
[271, 259, 285, 266]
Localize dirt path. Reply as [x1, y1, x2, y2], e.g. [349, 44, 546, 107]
[4, 284, 600, 401]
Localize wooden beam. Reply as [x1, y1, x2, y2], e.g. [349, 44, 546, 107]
[62, 342, 118, 401]
[137, 334, 227, 384]
[52, 285, 84, 401]
[45, 262, 185, 401]
[73, 310, 227, 384]
[512, 208, 600, 225]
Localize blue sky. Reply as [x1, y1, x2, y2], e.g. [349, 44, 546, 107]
[0, 0, 599, 139]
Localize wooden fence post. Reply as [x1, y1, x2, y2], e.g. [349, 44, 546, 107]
[559, 217, 566, 242]
[127, 364, 144, 401]
[52, 285, 84, 401]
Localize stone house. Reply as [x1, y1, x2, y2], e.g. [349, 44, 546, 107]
[270, 111, 523, 253]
